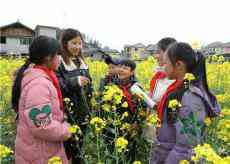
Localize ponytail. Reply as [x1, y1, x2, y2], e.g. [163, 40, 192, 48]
[167, 43, 220, 116]
[11, 36, 60, 113]
[192, 52, 205, 81]
[192, 51, 215, 104]
[11, 59, 31, 113]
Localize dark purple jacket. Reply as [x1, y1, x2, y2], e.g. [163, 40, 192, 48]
[150, 85, 220, 164]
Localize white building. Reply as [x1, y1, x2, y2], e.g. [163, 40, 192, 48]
[0, 21, 34, 55]
[35, 25, 60, 39]
[0, 21, 60, 56]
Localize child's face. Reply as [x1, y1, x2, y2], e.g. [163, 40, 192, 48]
[163, 52, 175, 79]
[108, 64, 119, 76]
[50, 54, 60, 70]
[154, 49, 165, 67]
[67, 36, 83, 57]
[163, 52, 185, 80]
[46, 54, 60, 70]
[118, 65, 134, 81]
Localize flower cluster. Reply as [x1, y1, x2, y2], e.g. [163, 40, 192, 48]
[184, 73, 195, 82]
[204, 117, 212, 126]
[179, 160, 189, 164]
[115, 137, 128, 153]
[216, 119, 230, 143]
[168, 99, 182, 111]
[68, 124, 82, 141]
[90, 117, 106, 134]
[0, 144, 13, 160]
[120, 123, 131, 131]
[102, 85, 124, 103]
[1, 57, 230, 163]
[220, 108, 230, 117]
[146, 113, 158, 126]
[48, 156, 62, 164]
[192, 144, 230, 164]
[101, 85, 128, 113]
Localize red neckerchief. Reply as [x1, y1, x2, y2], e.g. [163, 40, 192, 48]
[149, 71, 167, 97]
[33, 65, 64, 112]
[120, 83, 135, 113]
[157, 80, 183, 122]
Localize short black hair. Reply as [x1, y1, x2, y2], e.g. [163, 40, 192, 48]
[104, 55, 118, 65]
[29, 35, 59, 64]
[102, 53, 120, 65]
[119, 59, 136, 71]
[157, 37, 177, 52]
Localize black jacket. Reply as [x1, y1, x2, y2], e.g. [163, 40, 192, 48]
[56, 59, 93, 125]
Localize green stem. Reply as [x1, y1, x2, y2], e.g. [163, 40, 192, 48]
[97, 134, 101, 162]
[115, 120, 119, 164]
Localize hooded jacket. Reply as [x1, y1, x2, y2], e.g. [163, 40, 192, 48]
[150, 84, 220, 164]
[15, 68, 70, 164]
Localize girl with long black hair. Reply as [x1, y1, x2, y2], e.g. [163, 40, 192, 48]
[56, 28, 93, 163]
[12, 36, 71, 164]
[150, 42, 220, 164]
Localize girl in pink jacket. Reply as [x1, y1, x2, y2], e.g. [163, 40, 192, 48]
[12, 36, 71, 164]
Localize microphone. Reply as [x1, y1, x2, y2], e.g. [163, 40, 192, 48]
[130, 83, 156, 108]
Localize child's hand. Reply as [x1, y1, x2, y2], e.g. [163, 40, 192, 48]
[78, 76, 90, 86]
[63, 123, 73, 141]
[64, 130, 72, 141]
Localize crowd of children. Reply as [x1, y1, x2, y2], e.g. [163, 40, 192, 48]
[12, 29, 220, 164]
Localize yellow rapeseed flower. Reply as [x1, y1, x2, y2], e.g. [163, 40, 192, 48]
[122, 112, 129, 118]
[216, 119, 230, 142]
[0, 144, 13, 159]
[204, 117, 212, 126]
[114, 119, 122, 126]
[184, 73, 195, 82]
[168, 99, 182, 110]
[212, 55, 218, 62]
[133, 161, 142, 164]
[111, 105, 116, 111]
[221, 108, 230, 116]
[68, 124, 82, 134]
[102, 104, 111, 112]
[216, 94, 226, 104]
[122, 101, 128, 108]
[115, 137, 128, 153]
[120, 123, 131, 131]
[179, 160, 189, 164]
[90, 117, 106, 134]
[218, 56, 225, 62]
[146, 114, 158, 125]
[102, 85, 124, 102]
[114, 94, 123, 105]
[48, 156, 62, 164]
[192, 144, 222, 163]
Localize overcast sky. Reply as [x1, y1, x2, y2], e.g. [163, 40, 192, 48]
[1, 0, 229, 50]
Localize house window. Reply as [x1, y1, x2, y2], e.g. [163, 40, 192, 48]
[20, 37, 32, 45]
[0, 36, 6, 44]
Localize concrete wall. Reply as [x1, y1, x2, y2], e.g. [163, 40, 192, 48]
[37, 27, 57, 39]
[0, 37, 29, 54]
